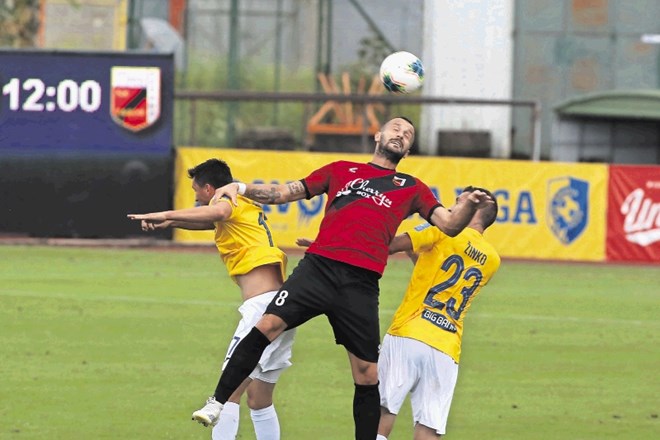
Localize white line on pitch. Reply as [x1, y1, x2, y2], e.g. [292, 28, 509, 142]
[1, 289, 658, 327]
[0, 289, 241, 308]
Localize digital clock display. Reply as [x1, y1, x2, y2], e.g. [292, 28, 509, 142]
[0, 50, 173, 153]
[2, 78, 103, 113]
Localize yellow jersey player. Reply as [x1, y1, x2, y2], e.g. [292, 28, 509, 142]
[203, 118, 493, 440]
[377, 186, 501, 440]
[128, 158, 295, 440]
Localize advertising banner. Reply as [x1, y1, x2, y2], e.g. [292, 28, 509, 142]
[175, 148, 608, 262]
[607, 165, 660, 263]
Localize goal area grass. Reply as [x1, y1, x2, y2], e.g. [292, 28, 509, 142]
[1, 245, 658, 439]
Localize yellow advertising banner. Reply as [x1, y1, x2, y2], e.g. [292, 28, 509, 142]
[175, 148, 608, 262]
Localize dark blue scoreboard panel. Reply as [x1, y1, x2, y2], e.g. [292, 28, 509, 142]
[0, 50, 174, 237]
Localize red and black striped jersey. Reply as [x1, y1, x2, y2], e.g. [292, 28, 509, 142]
[302, 160, 442, 275]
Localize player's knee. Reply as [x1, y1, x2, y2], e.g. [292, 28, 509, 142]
[246, 379, 276, 408]
[246, 394, 273, 410]
[255, 313, 287, 340]
[353, 360, 378, 384]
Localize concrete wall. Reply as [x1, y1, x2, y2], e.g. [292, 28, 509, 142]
[420, 0, 515, 158]
[512, 0, 660, 159]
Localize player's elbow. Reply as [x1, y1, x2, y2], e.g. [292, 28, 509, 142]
[435, 221, 462, 237]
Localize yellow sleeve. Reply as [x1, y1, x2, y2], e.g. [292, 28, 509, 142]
[407, 222, 445, 254]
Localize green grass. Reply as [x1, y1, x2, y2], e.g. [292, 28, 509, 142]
[0, 245, 658, 439]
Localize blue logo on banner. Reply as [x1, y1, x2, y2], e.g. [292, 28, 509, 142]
[547, 177, 589, 244]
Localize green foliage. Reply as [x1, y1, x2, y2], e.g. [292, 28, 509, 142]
[0, 0, 40, 48]
[175, 55, 316, 148]
[3, 245, 657, 439]
[340, 35, 391, 81]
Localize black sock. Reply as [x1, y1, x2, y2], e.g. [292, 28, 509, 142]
[213, 327, 271, 403]
[353, 382, 380, 440]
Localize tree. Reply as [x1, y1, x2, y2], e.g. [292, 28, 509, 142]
[0, 0, 40, 48]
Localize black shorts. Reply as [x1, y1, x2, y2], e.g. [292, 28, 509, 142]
[264, 253, 381, 363]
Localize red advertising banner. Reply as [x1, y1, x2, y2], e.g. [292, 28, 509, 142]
[607, 165, 660, 263]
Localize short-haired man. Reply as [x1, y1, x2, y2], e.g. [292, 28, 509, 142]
[378, 186, 501, 440]
[128, 158, 294, 440]
[193, 118, 494, 440]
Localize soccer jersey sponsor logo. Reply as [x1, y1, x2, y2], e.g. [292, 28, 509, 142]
[547, 177, 589, 245]
[336, 178, 393, 208]
[421, 309, 457, 333]
[414, 221, 432, 232]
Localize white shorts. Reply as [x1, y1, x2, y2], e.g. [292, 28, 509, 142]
[378, 334, 459, 435]
[222, 291, 295, 384]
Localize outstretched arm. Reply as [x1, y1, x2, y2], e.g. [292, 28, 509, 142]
[388, 233, 412, 254]
[429, 189, 493, 237]
[388, 233, 418, 264]
[214, 180, 307, 206]
[128, 201, 232, 231]
[137, 219, 214, 231]
[167, 220, 215, 230]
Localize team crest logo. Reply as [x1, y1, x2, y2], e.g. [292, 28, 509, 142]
[547, 177, 589, 244]
[392, 176, 406, 186]
[110, 66, 161, 132]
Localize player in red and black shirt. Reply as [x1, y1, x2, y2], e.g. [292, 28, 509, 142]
[191, 117, 494, 440]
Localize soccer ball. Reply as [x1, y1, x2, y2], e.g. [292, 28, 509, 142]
[379, 51, 424, 94]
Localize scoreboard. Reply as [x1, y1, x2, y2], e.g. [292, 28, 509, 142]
[0, 50, 173, 153]
[0, 50, 174, 238]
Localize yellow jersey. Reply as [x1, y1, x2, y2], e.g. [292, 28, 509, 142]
[386, 222, 500, 363]
[212, 195, 287, 282]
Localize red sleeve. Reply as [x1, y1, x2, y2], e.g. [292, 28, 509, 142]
[415, 178, 444, 221]
[301, 162, 336, 199]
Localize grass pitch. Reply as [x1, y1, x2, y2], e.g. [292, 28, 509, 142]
[0, 245, 658, 439]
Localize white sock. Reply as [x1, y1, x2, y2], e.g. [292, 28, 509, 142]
[376, 435, 388, 440]
[251, 404, 280, 440]
[212, 401, 240, 440]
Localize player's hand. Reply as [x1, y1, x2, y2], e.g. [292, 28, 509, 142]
[140, 219, 173, 231]
[127, 213, 171, 232]
[127, 212, 167, 222]
[463, 189, 494, 209]
[212, 183, 240, 206]
[295, 237, 314, 248]
[141, 219, 155, 231]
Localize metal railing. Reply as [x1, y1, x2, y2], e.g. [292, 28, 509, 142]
[174, 90, 542, 160]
